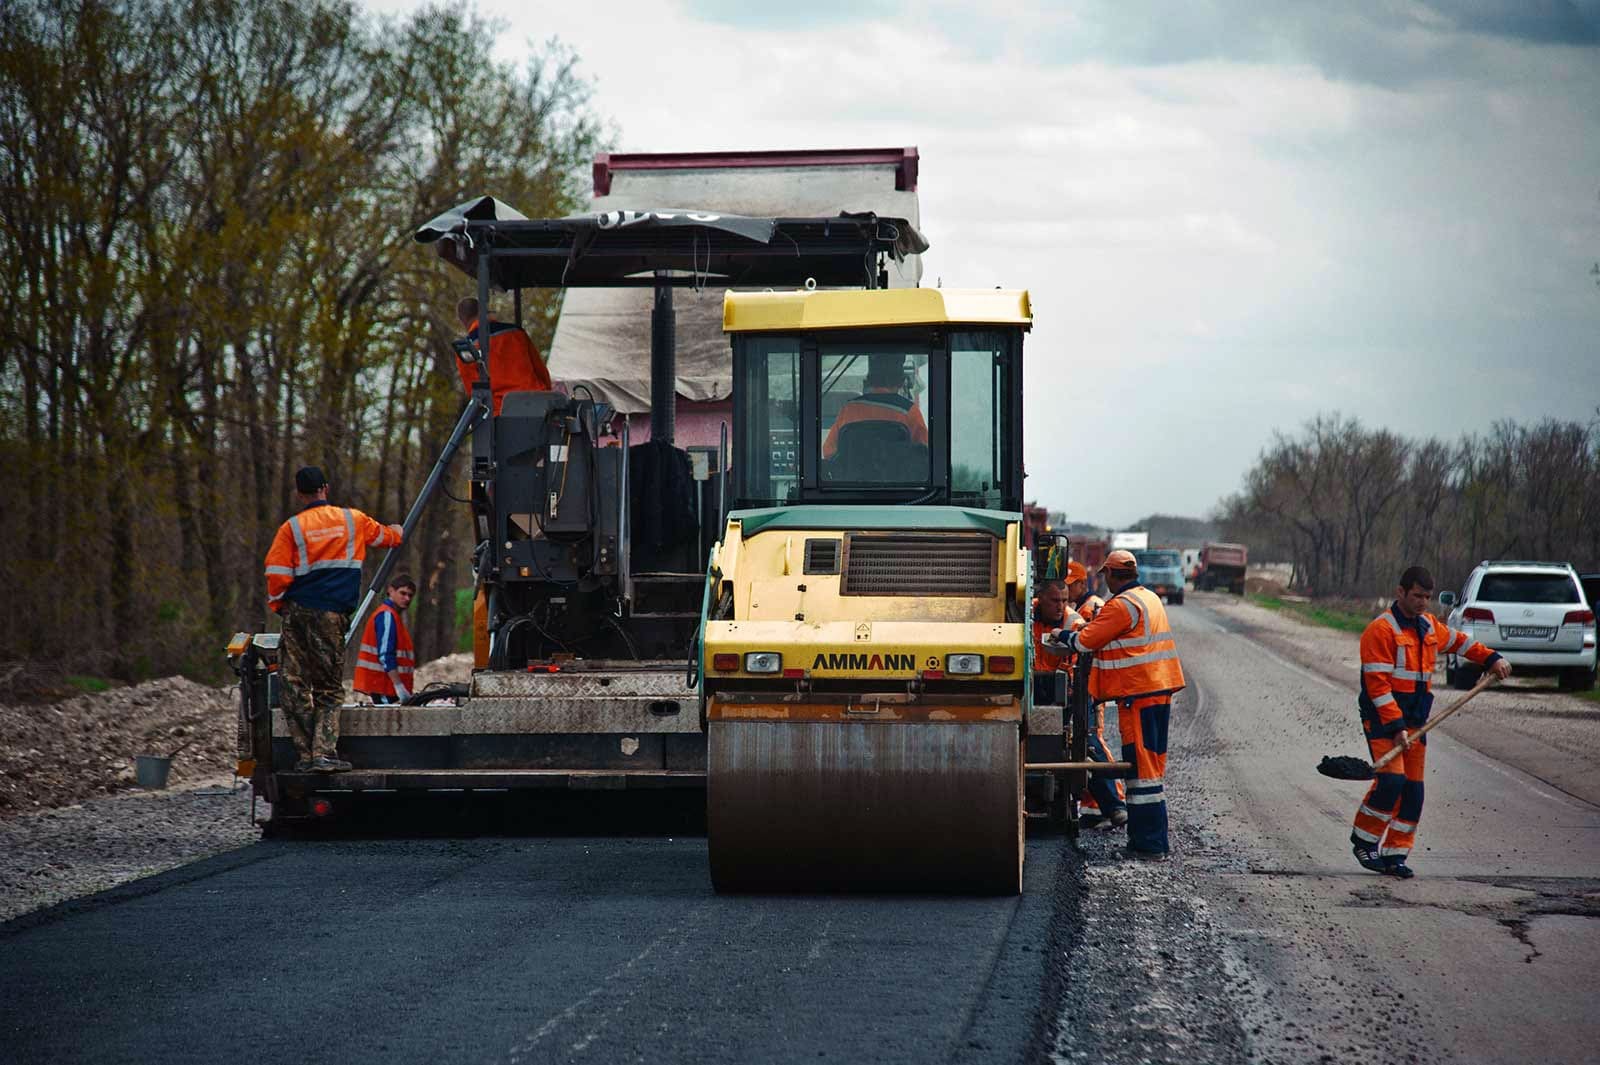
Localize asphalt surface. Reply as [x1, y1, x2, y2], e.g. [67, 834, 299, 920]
[3, 596, 1597, 1064]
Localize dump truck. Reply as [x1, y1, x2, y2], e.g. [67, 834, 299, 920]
[1196, 541, 1248, 594]
[1133, 548, 1186, 605]
[698, 286, 1089, 894]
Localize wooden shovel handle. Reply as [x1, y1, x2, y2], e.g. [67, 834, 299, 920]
[1371, 671, 1496, 771]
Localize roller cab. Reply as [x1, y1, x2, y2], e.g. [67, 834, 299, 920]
[704, 289, 1033, 893]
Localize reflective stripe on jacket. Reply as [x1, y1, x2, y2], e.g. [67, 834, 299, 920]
[1076, 584, 1185, 701]
[458, 318, 552, 415]
[264, 502, 401, 614]
[1358, 604, 1500, 735]
[354, 600, 415, 697]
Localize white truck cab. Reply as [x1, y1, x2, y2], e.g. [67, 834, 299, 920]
[1440, 561, 1597, 692]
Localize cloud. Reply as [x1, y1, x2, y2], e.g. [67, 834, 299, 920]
[358, 0, 1600, 527]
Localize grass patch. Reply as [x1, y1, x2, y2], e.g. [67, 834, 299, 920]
[1576, 687, 1600, 704]
[1250, 594, 1370, 635]
[66, 674, 114, 693]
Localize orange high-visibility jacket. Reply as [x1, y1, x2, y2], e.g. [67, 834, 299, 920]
[1075, 585, 1185, 701]
[354, 599, 415, 697]
[1073, 594, 1105, 624]
[1033, 615, 1068, 672]
[264, 503, 402, 614]
[457, 318, 552, 415]
[1358, 605, 1500, 735]
[821, 388, 929, 459]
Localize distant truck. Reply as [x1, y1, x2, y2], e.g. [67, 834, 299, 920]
[1132, 549, 1185, 605]
[1195, 542, 1248, 594]
[1111, 530, 1149, 551]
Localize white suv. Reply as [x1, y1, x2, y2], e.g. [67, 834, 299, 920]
[1441, 561, 1597, 691]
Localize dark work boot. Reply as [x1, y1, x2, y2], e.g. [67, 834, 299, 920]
[309, 755, 353, 772]
[1352, 842, 1387, 873]
[1382, 856, 1416, 879]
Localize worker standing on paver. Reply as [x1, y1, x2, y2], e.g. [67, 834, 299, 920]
[1350, 565, 1510, 878]
[265, 466, 404, 771]
[455, 297, 552, 415]
[1048, 549, 1183, 858]
[354, 575, 417, 705]
[1063, 560, 1126, 830]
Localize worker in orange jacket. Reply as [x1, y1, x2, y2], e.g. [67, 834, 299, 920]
[1060, 560, 1126, 829]
[264, 467, 404, 771]
[1032, 577, 1073, 674]
[455, 297, 553, 416]
[353, 575, 416, 705]
[1351, 565, 1510, 878]
[1047, 549, 1184, 857]
[822, 353, 929, 460]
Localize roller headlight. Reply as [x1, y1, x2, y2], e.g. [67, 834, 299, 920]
[744, 651, 782, 674]
[945, 653, 984, 675]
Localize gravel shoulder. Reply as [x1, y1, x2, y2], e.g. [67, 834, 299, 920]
[1190, 591, 1600, 806]
[0, 653, 472, 924]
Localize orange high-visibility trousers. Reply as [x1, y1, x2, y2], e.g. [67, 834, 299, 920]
[1351, 732, 1426, 858]
[1118, 693, 1171, 853]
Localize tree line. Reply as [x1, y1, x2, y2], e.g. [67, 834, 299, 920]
[0, 0, 605, 682]
[1216, 413, 1600, 599]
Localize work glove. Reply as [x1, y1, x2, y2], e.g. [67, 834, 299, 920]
[1042, 629, 1080, 655]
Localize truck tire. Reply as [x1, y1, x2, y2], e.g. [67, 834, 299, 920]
[1172, 592, 1184, 606]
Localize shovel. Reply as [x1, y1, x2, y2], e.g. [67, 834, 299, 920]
[1317, 671, 1496, 781]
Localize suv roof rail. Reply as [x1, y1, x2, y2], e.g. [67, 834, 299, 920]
[1479, 560, 1572, 569]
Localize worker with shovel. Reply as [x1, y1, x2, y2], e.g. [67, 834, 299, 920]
[1348, 566, 1510, 878]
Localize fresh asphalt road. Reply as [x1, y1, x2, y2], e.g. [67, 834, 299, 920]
[4, 597, 1599, 1065]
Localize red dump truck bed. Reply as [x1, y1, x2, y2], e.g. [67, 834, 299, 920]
[1202, 543, 1247, 567]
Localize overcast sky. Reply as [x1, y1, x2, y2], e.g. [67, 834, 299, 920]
[369, 0, 1600, 527]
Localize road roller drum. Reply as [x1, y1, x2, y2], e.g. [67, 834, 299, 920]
[707, 699, 1024, 894]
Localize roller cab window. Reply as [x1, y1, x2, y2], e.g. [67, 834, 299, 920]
[730, 327, 1022, 510]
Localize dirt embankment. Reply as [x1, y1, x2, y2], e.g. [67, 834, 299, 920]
[0, 653, 473, 819]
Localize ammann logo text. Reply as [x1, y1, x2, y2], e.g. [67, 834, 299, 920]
[811, 652, 916, 671]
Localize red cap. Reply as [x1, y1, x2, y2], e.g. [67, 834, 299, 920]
[1101, 549, 1138, 573]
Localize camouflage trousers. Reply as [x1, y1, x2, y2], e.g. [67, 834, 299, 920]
[279, 601, 349, 765]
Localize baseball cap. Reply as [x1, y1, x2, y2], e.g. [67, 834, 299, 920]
[294, 466, 328, 494]
[1101, 549, 1138, 573]
[1065, 560, 1088, 583]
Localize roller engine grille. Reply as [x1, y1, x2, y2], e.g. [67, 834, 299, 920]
[841, 533, 996, 597]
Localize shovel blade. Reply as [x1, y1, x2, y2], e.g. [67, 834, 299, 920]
[1316, 755, 1375, 781]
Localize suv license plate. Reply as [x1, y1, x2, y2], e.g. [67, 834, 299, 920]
[1500, 625, 1554, 640]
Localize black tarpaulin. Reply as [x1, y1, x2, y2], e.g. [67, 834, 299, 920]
[413, 198, 928, 290]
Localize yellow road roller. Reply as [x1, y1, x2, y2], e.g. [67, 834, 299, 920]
[699, 288, 1036, 893]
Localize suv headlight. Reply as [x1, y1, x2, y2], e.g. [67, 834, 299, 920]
[945, 653, 984, 675]
[744, 651, 782, 674]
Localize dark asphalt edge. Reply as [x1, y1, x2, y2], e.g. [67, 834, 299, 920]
[0, 842, 281, 939]
[947, 838, 1078, 1065]
[1020, 839, 1084, 1064]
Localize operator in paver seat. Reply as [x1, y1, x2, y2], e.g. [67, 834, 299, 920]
[1046, 549, 1183, 858]
[455, 297, 552, 415]
[264, 466, 404, 772]
[822, 353, 930, 460]
[354, 575, 417, 705]
[1350, 566, 1510, 879]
